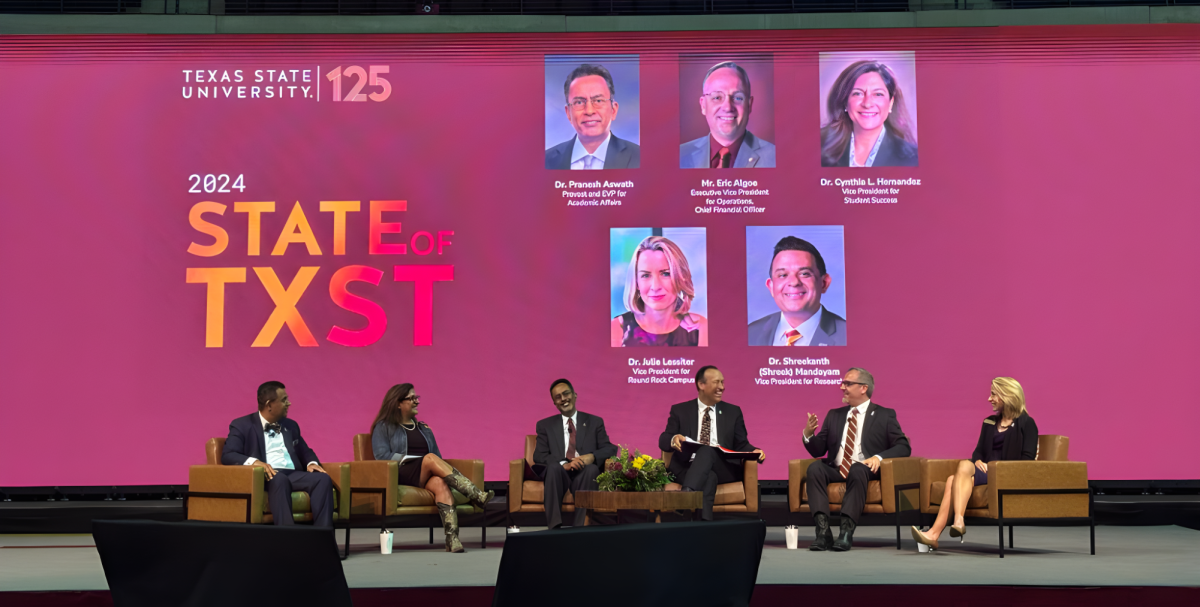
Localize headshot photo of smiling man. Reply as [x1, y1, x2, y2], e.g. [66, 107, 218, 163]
[819, 51, 918, 168]
[680, 57, 775, 169]
[746, 226, 847, 347]
[545, 56, 641, 170]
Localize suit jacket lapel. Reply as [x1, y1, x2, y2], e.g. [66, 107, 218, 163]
[811, 307, 838, 346]
[550, 415, 566, 460]
[714, 402, 730, 448]
[858, 403, 878, 444]
[735, 132, 761, 168]
[684, 400, 700, 441]
[247, 413, 265, 462]
[828, 406, 847, 462]
[689, 140, 707, 169]
[606, 136, 625, 169]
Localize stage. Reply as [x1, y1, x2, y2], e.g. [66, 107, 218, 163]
[3, 522, 1198, 605]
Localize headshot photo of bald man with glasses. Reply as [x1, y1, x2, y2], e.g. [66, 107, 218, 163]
[680, 57, 776, 169]
[545, 56, 641, 170]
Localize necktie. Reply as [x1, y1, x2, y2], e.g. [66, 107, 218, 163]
[784, 329, 802, 346]
[583, 155, 596, 170]
[699, 407, 713, 446]
[566, 418, 577, 460]
[839, 409, 859, 478]
[719, 147, 731, 168]
[265, 422, 282, 437]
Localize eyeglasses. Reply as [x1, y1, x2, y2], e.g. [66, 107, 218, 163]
[553, 390, 575, 403]
[402, 395, 421, 403]
[570, 97, 611, 111]
[840, 381, 867, 388]
[702, 91, 747, 106]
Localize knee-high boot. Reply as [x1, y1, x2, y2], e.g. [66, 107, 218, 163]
[444, 469, 494, 510]
[436, 503, 464, 553]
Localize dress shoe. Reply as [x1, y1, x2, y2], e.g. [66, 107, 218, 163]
[809, 512, 834, 551]
[911, 526, 938, 551]
[831, 516, 857, 552]
[949, 523, 966, 542]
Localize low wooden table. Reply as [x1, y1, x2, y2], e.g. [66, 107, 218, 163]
[573, 490, 703, 524]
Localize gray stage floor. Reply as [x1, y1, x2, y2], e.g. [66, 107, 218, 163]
[1, 525, 1196, 591]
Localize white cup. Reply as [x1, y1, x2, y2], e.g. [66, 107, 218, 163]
[784, 526, 799, 550]
[380, 530, 394, 554]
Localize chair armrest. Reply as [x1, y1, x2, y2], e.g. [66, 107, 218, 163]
[741, 460, 759, 513]
[445, 458, 484, 488]
[509, 459, 525, 513]
[879, 457, 920, 513]
[349, 460, 398, 516]
[187, 464, 265, 523]
[788, 459, 816, 512]
[988, 461, 1089, 519]
[920, 459, 961, 513]
[321, 462, 351, 517]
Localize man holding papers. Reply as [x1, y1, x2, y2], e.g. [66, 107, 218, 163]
[659, 365, 764, 521]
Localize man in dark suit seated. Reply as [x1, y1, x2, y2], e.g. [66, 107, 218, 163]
[747, 236, 847, 347]
[222, 380, 333, 528]
[545, 63, 640, 170]
[802, 368, 910, 551]
[660, 365, 764, 521]
[534, 378, 618, 528]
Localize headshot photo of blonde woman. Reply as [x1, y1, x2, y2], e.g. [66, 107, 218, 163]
[610, 229, 708, 347]
[819, 52, 918, 168]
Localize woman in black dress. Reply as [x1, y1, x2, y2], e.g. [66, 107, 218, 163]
[911, 377, 1038, 550]
[370, 383, 493, 552]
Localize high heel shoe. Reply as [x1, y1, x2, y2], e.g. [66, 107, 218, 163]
[910, 526, 938, 552]
[948, 523, 966, 542]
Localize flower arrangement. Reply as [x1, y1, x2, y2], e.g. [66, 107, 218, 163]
[596, 445, 673, 492]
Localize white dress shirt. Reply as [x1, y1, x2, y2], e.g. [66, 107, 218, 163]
[772, 308, 825, 347]
[242, 413, 317, 470]
[804, 400, 878, 466]
[559, 411, 579, 465]
[849, 125, 887, 168]
[569, 132, 611, 170]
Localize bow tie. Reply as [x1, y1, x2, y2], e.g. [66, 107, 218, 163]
[265, 422, 282, 436]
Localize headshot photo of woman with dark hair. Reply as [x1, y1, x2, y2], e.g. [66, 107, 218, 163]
[610, 229, 708, 347]
[819, 52, 918, 168]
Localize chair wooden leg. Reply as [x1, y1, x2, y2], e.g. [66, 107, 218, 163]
[1008, 525, 1014, 548]
[429, 527, 434, 544]
[481, 524, 487, 549]
[341, 526, 350, 560]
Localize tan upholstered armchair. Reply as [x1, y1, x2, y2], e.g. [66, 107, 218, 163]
[919, 435, 1092, 557]
[347, 434, 487, 547]
[788, 457, 920, 549]
[186, 438, 350, 525]
[508, 435, 576, 520]
[663, 450, 759, 515]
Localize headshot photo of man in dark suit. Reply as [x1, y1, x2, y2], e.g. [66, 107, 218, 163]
[545, 63, 640, 170]
[680, 61, 775, 169]
[659, 365, 764, 521]
[801, 368, 910, 551]
[221, 381, 333, 527]
[748, 235, 846, 346]
[533, 378, 617, 528]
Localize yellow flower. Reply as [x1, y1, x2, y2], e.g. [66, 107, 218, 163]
[632, 458, 645, 470]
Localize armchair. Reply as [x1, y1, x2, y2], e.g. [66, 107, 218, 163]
[348, 434, 486, 550]
[185, 437, 350, 525]
[788, 457, 920, 549]
[663, 450, 759, 515]
[919, 435, 1092, 557]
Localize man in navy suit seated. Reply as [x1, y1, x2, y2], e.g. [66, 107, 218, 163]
[222, 381, 333, 527]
